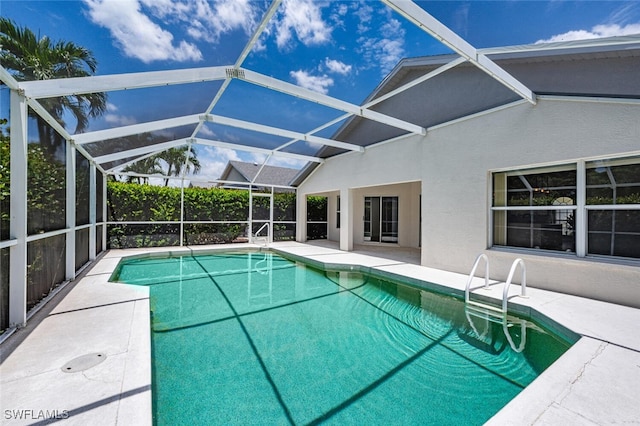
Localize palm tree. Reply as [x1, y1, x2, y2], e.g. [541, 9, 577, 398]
[157, 146, 201, 186]
[0, 18, 107, 155]
[120, 156, 164, 185]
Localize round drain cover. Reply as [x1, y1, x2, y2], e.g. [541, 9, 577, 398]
[61, 353, 107, 373]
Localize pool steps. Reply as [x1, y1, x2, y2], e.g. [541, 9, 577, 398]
[465, 255, 528, 317]
[465, 254, 529, 353]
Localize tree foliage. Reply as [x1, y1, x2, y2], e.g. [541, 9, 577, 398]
[0, 17, 107, 155]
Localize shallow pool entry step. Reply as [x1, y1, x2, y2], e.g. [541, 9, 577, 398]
[61, 353, 107, 373]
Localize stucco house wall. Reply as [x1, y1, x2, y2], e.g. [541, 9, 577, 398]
[297, 98, 640, 307]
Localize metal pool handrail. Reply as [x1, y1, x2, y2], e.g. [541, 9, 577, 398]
[465, 255, 528, 315]
[465, 253, 489, 304]
[502, 257, 527, 313]
[253, 222, 270, 246]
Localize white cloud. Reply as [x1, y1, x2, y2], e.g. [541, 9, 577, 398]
[185, 0, 256, 43]
[196, 146, 242, 182]
[289, 70, 334, 95]
[353, 2, 374, 34]
[104, 113, 137, 126]
[84, 0, 202, 63]
[324, 58, 352, 75]
[356, 10, 405, 76]
[197, 125, 216, 138]
[103, 103, 137, 126]
[275, 0, 332, 49]
[536, 23, 640, 44]
[83, 0, 259, 63]
[453, 3, 470, 38]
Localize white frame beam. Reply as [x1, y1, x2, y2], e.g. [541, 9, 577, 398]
[238, 68, 426, 135]
[65, 144, 76, 281]
[9, 91, 28, 328]
[18, 66, 228, 99]
[204, 114, 364, 153]
[73, 115, 201, 145]
[193, 138, 324, 164]
[383, 0, 536, 104]
[89, 163, 97, 260]
[365, 57, 467, 108]
[93, 139, 190, 164]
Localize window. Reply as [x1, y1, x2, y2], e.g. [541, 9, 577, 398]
[336, 195, 340, 229]
[586, 158, 640, 258]
[492, 156, 640, 260]
[493, 166, 577, 252]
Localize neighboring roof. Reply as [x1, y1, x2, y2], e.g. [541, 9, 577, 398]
[219, 161, 299, 187]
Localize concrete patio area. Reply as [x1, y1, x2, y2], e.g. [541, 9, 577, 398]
[1, 241, 639, 425]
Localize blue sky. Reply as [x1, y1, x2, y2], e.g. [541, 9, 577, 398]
[2, 0, 640, 182]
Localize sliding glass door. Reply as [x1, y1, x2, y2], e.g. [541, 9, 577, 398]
[364, 196, 398, 243]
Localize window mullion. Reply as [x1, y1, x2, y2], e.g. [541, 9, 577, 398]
[576, 160, 586, 257]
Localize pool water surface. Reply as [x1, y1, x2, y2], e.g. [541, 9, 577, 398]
[111, 251, 573, 425]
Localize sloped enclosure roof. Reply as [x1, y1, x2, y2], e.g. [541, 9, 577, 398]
[2, 1, 640, 188]
[326, 35, 640, 156]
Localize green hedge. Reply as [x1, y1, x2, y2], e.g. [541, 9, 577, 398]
[107, 182, 325, 248]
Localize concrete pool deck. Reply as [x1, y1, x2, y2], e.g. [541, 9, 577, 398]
[1, 241, 639, 425]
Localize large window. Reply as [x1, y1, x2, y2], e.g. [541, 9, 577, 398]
[492, 156, 640, 260]
[586, 158, 640, 258]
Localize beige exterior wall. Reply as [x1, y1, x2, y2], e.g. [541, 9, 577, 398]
[297, 98, 640, 308]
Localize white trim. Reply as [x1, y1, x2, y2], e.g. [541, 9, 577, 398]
[94, 139, 190, 164]
[538, 95, 640, 106]
[73, 115, 200, 145]
[26, 228, 70, 243]
[576, 160, 587, 257]
[491, 206, 578, 211]
[193, 137, 323, 164]
[490, 150, 640, 173]
[480, 34, 640, 55]
[0, 240, 17, 249]
[585, 204, 640, 211]
[18, 66, 229, 99]
[204, 114, 365, 153]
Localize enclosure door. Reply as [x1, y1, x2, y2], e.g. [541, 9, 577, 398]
[364, 196, 398, 243]
[251, 192, 272, 241]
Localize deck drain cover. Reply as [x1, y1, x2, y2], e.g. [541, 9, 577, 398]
[61, 353, 107, 373]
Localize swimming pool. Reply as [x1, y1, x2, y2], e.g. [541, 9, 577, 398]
[111, 251, 574, 425]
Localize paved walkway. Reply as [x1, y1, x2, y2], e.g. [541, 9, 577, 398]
[1, 241, 638, 425]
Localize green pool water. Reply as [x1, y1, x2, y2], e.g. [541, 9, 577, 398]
[111, 251, 573, 425]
